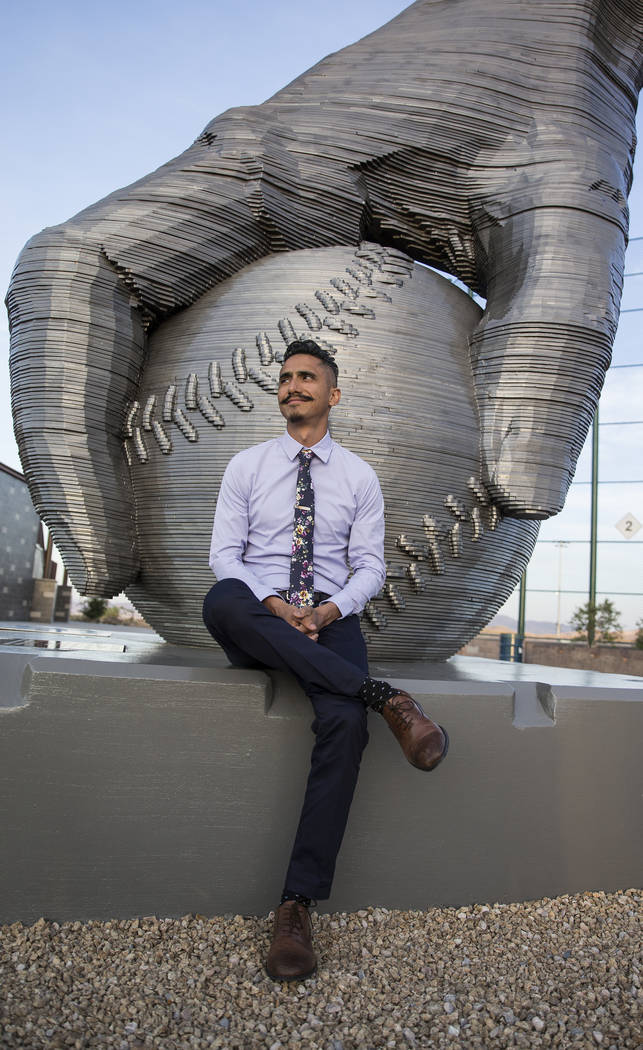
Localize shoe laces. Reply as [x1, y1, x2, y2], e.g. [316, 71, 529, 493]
[385, 693, 416, 730]
[275, 900, 314, 937]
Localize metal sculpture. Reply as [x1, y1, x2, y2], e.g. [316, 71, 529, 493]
[6, 0, 642, 654]
[124, 243, 539, 657]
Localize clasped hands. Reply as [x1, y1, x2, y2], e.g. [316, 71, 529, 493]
[263, 595, 341, 641]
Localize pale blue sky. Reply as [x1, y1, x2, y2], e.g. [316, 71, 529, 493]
[1, 0, 641, 628]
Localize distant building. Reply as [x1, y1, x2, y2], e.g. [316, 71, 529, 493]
[0, 462, 71, 624]
[0, 462, 41, 621]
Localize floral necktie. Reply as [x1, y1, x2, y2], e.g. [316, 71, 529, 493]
[288, 449, 315, 607]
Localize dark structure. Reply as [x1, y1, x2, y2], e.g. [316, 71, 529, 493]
[0, 463, 40, 621]
[6, 0, 643, 653]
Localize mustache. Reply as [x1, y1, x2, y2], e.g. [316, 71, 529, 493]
[282, 394, 313, 403]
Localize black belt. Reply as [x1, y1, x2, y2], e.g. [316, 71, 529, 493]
[276, 589, 331, 605]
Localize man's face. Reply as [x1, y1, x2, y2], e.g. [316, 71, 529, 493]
[278, 353, 340, 425]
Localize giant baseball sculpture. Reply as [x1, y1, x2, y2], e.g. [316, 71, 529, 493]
[7, 0, 642, 658]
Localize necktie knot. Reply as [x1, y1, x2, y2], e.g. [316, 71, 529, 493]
[298, 448, 313, 465]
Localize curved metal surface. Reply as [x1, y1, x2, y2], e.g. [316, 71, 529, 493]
[125, 244, 538, 659]
[6, 0, 641, 610]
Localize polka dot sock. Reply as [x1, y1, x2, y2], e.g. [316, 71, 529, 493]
[357, 677, 399, 713]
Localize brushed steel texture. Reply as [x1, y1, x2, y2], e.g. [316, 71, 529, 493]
[124, 244, 538, 659]
[6, 0, 640, 601]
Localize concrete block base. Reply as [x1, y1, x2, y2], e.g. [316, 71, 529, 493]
[1, 627, 641, 924]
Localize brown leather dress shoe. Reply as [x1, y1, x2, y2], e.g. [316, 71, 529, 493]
[381, 692, 449, 771]
[265, 900, 317, 981]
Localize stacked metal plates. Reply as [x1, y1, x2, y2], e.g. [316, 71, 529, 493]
[7, 0, 633, 633]
[125, 243, 538, 659]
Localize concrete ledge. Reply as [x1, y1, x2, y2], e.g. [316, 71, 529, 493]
[1, 645, 642, 923]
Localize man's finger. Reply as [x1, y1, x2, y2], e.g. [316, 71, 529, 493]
[296, 622, 318, 640]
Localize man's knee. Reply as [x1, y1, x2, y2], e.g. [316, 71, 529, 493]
[202, 577, 254, 629]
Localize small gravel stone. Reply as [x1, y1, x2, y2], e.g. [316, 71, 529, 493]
[0, 889, 640, 1049]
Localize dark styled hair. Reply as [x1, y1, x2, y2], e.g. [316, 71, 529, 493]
[282, 339, 339, 384]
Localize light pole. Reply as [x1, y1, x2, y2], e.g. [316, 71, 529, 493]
[588, 407, 599, 645]
[554, 541, 570, 637]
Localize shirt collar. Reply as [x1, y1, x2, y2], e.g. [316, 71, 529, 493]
[279, 430, 333, 464]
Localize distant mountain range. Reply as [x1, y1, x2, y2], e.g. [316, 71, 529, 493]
[487, 613, 573, 635]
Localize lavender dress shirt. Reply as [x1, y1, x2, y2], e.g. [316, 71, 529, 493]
[209, 430, 386, 619]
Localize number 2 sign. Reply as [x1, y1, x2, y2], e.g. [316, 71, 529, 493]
[615, 513, 642, 539]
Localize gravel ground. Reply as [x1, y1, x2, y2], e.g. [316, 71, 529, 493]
[1, 890, 640, 1050]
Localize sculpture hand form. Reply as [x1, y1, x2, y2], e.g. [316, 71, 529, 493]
[7, 0, 642, 596]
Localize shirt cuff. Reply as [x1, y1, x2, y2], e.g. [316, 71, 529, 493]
[256, 585, 281, 603]
[322, 591, 354, 620]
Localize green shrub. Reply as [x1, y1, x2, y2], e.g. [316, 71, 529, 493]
[82, 597, 108, 621]
[571, 599, 622, 645]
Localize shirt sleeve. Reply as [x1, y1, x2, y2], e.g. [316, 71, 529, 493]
[323, 467, 386, 618]
[209, 457, 280, 603]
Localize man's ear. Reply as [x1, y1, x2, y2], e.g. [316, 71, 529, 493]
[329, 386, 341, 407]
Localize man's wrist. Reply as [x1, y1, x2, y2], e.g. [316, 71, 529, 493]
[263, 594, 286, 614]
[323, 591, 356, 620]
[318, 601, 341, 625]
